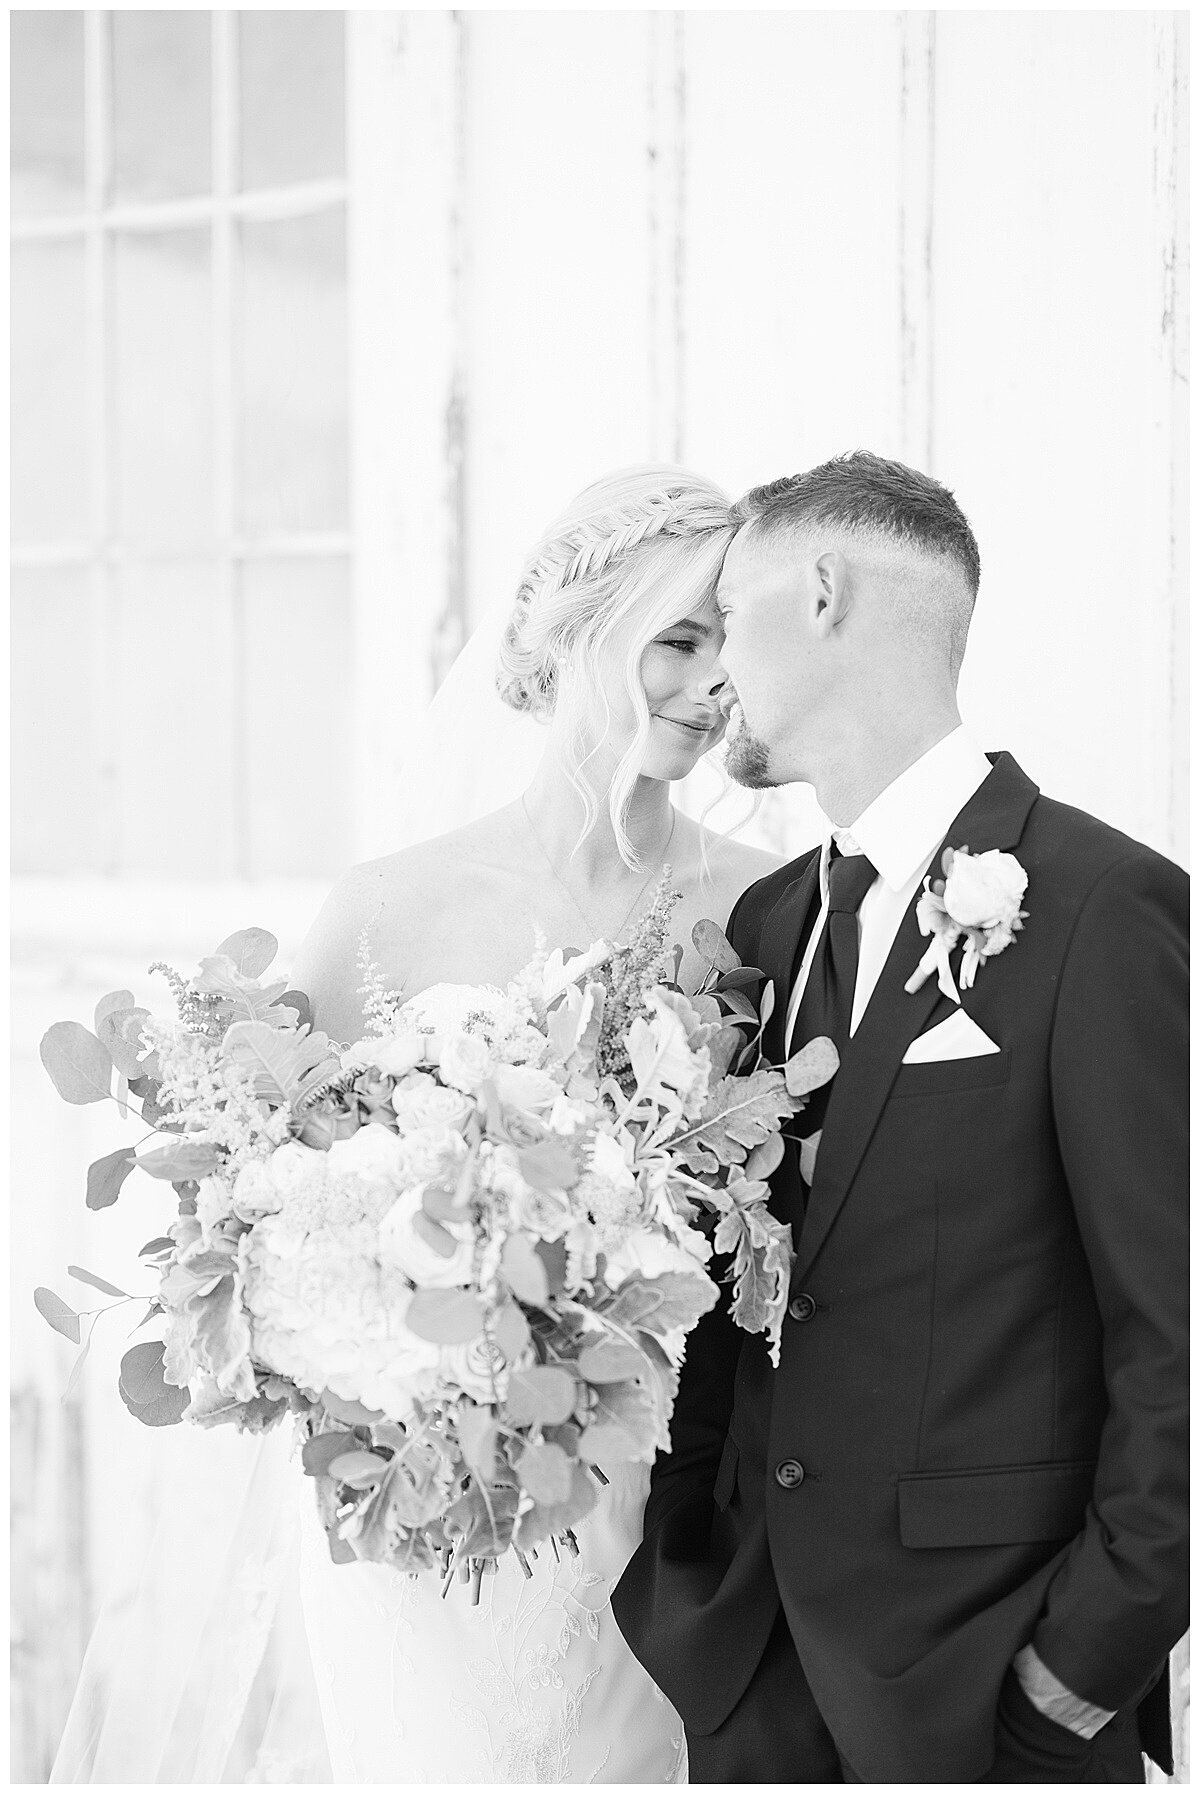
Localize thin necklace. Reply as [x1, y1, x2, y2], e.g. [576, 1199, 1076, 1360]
[520, 795, 676, 943]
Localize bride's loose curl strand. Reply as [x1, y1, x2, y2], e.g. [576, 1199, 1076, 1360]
[496, 466, 735, 869]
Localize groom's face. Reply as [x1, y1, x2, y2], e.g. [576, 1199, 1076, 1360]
[714, 524, 811, 787]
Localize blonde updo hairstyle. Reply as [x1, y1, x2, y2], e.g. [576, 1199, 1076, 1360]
[497, 465, 734, 868]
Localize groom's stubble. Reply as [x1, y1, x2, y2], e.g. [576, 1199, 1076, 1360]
[724, 722, 776, 788]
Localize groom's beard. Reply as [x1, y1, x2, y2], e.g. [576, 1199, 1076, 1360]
[724, 725, 776, 788]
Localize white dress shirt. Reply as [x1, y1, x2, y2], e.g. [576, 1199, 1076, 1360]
[784, 725, 992, 1056]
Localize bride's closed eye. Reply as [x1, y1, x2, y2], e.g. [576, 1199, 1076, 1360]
[660, 636, 700, 654]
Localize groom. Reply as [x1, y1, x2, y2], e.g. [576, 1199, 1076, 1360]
[611, 452, 1188, 1781]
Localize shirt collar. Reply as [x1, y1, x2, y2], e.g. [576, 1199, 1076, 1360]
[821, 725, 992, 895]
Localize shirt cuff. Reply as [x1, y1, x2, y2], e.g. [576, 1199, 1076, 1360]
[1012, 1643, 1117, 1740]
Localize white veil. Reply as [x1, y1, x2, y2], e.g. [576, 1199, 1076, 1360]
[49, 601, 752, 1784]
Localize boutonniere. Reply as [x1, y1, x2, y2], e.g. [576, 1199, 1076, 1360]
[904, 846, 1029, 1003]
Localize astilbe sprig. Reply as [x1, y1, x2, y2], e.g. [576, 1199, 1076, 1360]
[594, 870, 683, 1082]
[148, 961, 228, 1039]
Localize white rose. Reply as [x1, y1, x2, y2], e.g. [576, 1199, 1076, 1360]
[438, 1334, 509, 1405]
[602, 1230, 709, 1289]
[267, 1139, 327, 1197]
[390, 1072, 474, 1133]
[379, 1183, 476, 1287]
[325, 1121, 408, 1188]
[438, 1030, 495, 1095]
[396, 1125, 469, 1185]
[493, 1063, 562, 1112]
[943, 849, 1028, 930]
[363, 1034, 425, 1079]
[197, 1173, 236, 1236]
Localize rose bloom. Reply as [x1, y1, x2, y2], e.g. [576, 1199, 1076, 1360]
[438, 1333, 510, 1405]
[492, 1062, 562, 1112]
[395, 1124, 469, 1185]
[942, 849, 1028, 930]
[379, 1182, 477, 1288]
[437, 1030, 495, 1094]
[390, 1072, 474, 1133]
[268, 1138, 329, 1197]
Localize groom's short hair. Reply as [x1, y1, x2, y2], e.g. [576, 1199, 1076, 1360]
[732, 451, 982, 597]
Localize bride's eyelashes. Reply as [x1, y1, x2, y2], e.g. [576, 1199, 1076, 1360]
[659, 636, 700, 654]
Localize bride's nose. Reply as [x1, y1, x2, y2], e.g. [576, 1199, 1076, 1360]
[700, 656, 729, 702]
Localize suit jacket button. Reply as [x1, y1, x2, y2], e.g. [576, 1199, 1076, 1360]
[788, 1293, 817, 1322]
[775, 1459, 805, 1488]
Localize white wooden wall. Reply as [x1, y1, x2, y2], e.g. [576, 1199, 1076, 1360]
[351, 9, 1188, 872]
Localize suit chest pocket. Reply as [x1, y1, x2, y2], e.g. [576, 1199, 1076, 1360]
[891, 1048, 1012, 1098]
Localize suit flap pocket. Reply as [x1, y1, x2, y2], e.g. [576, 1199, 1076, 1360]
[713, 1434, 739, 1512]
[898, 1460, 1096, 1548]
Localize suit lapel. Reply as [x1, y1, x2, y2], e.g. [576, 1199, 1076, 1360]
[793, 751, 1040, 1280]
[756, 852, 820, 1066]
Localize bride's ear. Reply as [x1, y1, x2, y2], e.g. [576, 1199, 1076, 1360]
[809, 549, 850, 638]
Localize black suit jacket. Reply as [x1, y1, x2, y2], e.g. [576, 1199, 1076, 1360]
[612, 753, 1188, 1781]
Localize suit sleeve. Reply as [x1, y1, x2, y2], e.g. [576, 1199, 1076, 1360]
[642, 878, 765, 1533]
[1036, 850, 1189, 1710]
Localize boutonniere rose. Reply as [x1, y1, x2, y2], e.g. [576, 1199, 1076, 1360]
[905, 846, 1029, 1003]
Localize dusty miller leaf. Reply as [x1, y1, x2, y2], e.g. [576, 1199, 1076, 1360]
[672, 1069, 798, 1172]
[221, 1020, 341, 1109]
[714, 1193, 794, 1368]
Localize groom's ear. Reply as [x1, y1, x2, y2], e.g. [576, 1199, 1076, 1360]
[810, 549, 851, 638]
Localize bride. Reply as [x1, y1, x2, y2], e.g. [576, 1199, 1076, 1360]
[286, 464, 780, 1783]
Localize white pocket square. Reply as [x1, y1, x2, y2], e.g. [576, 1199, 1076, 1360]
[902, 1009, 1000, 1063]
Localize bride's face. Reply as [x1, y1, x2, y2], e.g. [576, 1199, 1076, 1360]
[592, 594, 729, 780]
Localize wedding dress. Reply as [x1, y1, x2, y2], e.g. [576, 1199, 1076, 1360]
[52, 605, 707, 1783]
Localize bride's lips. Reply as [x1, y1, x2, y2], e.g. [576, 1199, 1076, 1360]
[655, 713, 721, 738]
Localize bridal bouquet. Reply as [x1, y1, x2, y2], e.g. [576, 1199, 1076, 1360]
[37, 884, 835, 1586]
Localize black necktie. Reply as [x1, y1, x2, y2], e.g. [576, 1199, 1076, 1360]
[791, 842, 879, 1144]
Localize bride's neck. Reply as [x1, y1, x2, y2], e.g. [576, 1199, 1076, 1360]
[522, 753, 674, 882]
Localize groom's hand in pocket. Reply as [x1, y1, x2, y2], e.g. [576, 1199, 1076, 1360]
[983, 1667, 1100, 1782]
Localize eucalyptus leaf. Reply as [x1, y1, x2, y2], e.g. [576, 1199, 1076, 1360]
[491, 1299, 532, 1363]
[62, 1325, 94, 1404]
[784, 1035, 840, 1098]
[504, 1365, 576, 1428]
[118, 1341, 190, 1426]
[517, 1440, 573, 1505]
[576, 1339, 647, 1384]
[137, 1139, 221, 1181]
[327, 1449, 390, 1489]
[34, 1287, 81, 1344]
[215, 927, 278, 978]
[302, 1430, 353, 1478]
[138, 1235, 175, 1258]
[456, 1403, 499, 1476]
[94, 989, 135, 1034]
[67, 1264, 130, 1299]
[86, 1146, 138, 1211]
[40, 1022, 113, 1105]
[319, 1389, 385, 1426]
[500, 1234, 549, 1306]
[405, 1288, 486, 1345]
[274, 989, 312, 1029]
[692, 918, 740, 975]
[96, 1006, 152, 1080]
[518, 1139, 581, 1192]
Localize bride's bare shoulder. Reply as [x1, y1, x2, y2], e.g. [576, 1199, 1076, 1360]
[694, 827, 785, 923]
[289, 808, 521, 1039]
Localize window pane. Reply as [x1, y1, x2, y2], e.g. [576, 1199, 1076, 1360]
[112, 11, 211, 202]
[238, 12, 345, 190]
[115, 561, 232, 876]
[10, 11, 85, 216]
[241, 557, 351, 877]
[11, 570, 97, 873]
[113, 228, 213, 548]
[11, 240, 89, 543]
[237, 209, 348, 534]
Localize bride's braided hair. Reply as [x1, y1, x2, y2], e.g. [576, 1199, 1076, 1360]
[497, 470, 731, 720]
